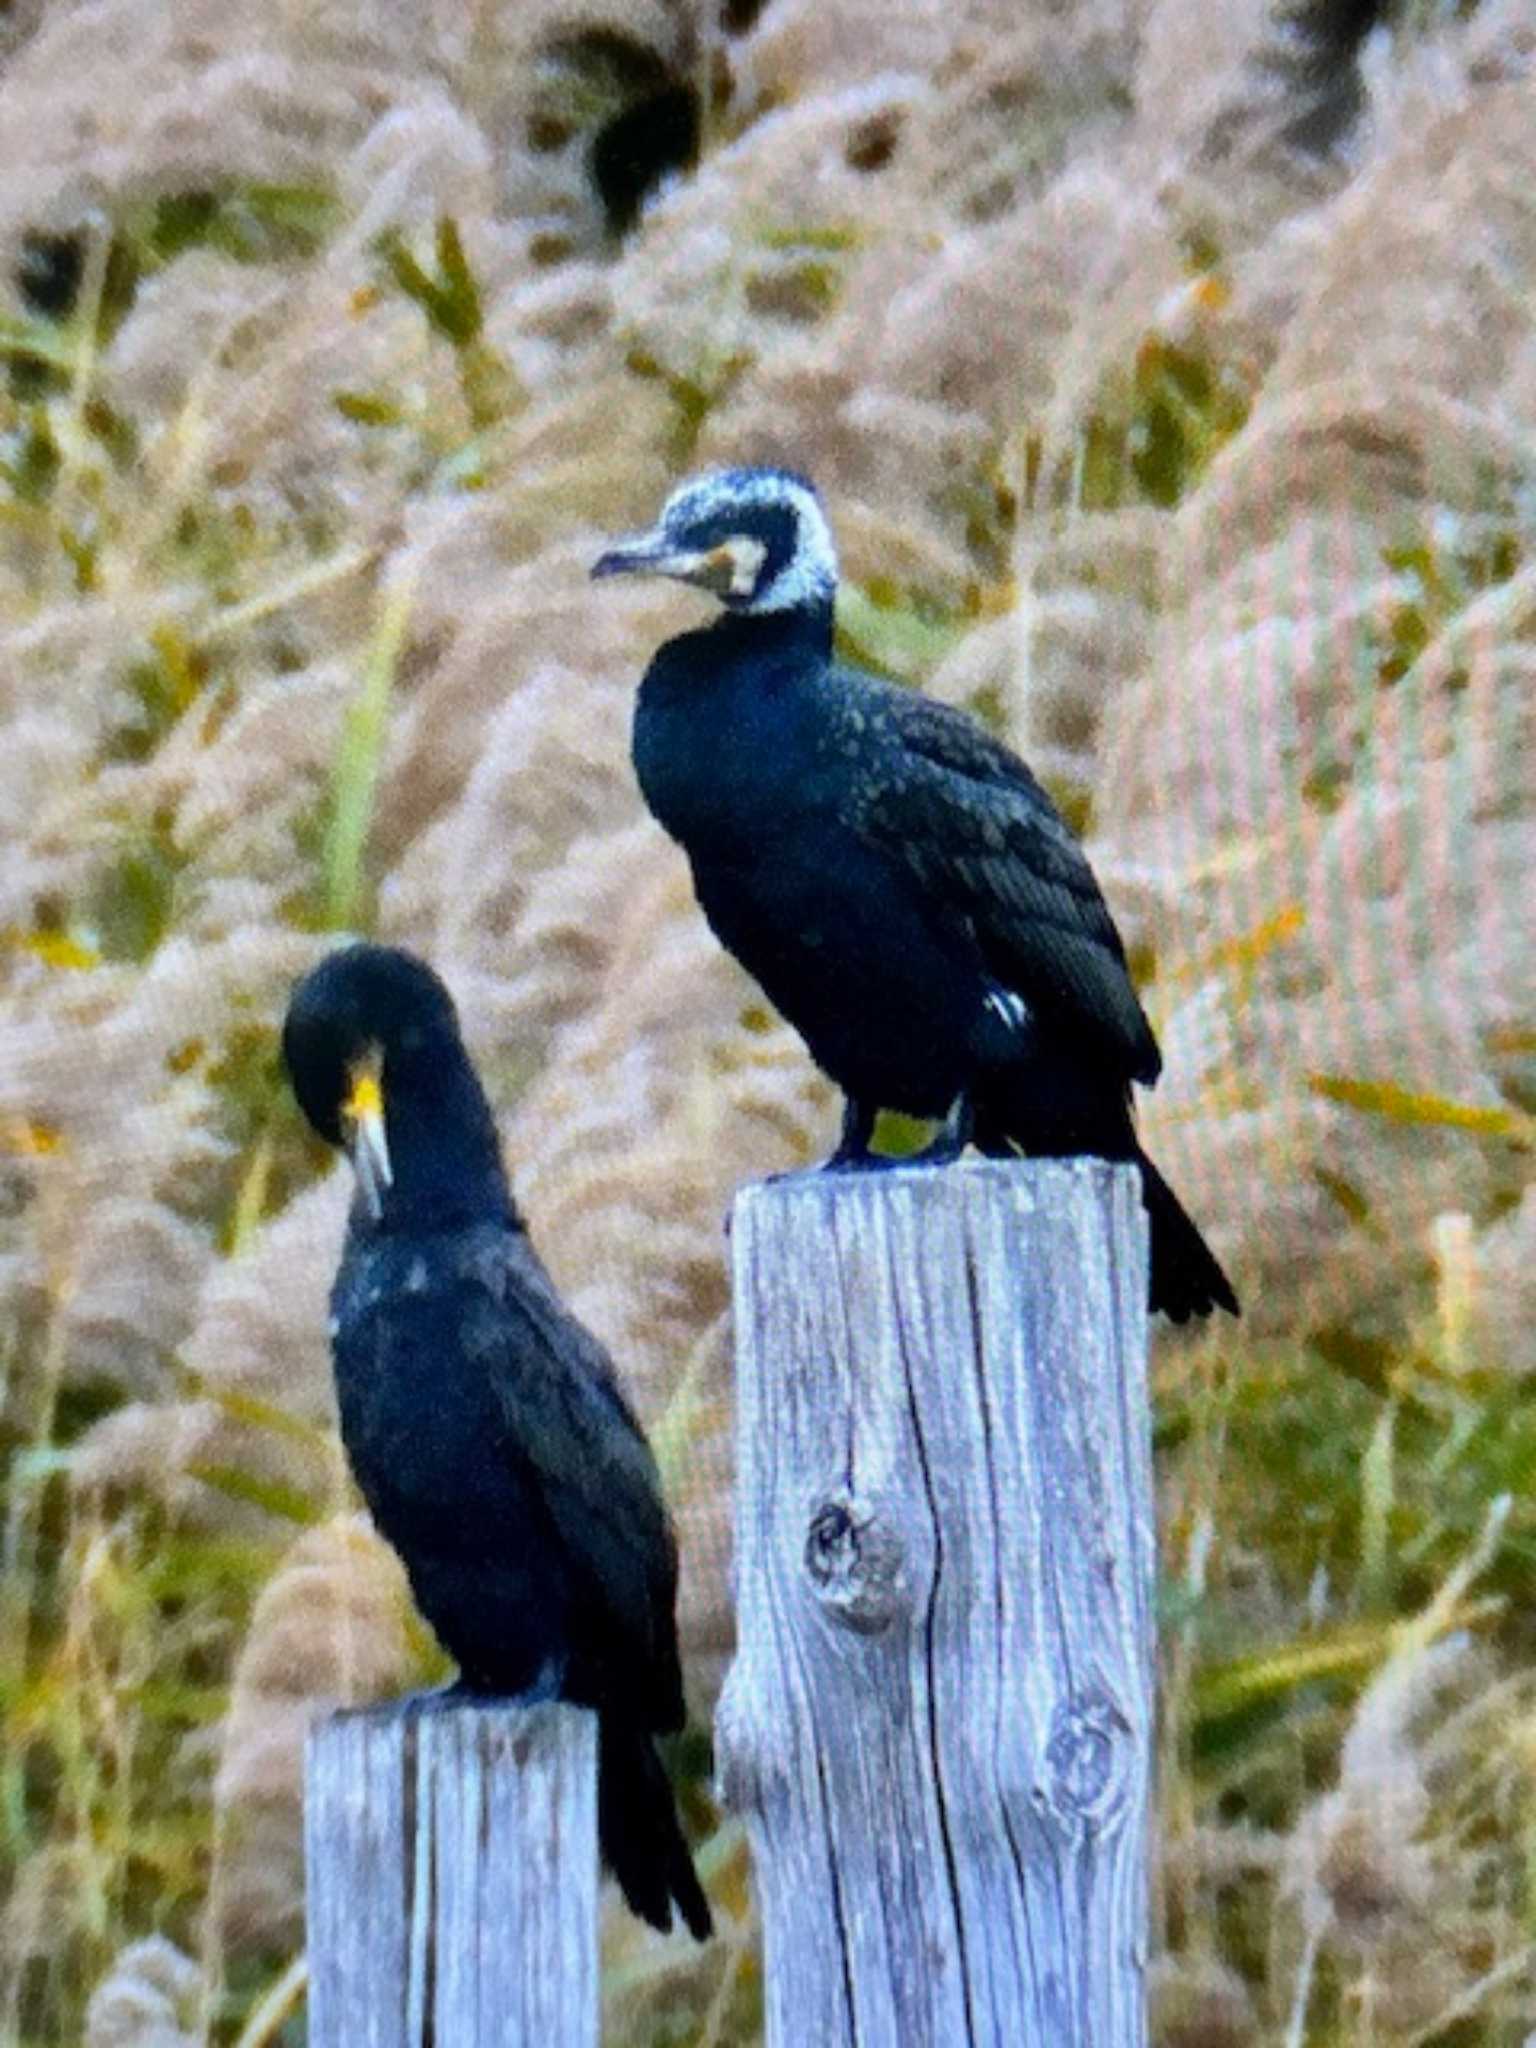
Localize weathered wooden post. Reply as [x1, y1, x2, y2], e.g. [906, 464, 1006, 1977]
[715, 1157, 1154, 2047]
[305, 1701, 598, 2048]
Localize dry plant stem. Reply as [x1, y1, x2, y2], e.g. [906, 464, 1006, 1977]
[716, 1158, 1154, 2048]
[1401, 1945, 1536, 2048]
[230, 1952, 308, 2048]
[305, 1702, 597, 2048]
[1284, 1920, 1323, 2048]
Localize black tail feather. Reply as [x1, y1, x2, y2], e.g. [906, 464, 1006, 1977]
[1137, 1146, 1240, 1322]
[598, 1715, 713, 1941]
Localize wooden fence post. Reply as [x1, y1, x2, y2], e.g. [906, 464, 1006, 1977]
[715, 1156, 1154, 2048]
[305, 1700, 598, 2048]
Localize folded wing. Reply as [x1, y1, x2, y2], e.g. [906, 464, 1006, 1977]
[465, 1232, 686, 1733]
[844, 680, 1161, 1084]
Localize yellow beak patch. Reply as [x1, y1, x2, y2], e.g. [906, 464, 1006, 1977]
[342, 1052, 392, 1218]
[344, 1063, 384, 1125]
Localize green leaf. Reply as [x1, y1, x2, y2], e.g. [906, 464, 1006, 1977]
[195, 1384, 333, 1454]
[378, 231, 449, 328]
[87, 840, 183, 962]
[377, 218, 483, 347]
[836, 584, 966, 684]
[186, 1463, 323, 1526]
[241, 181, 343, 255]
[1359, 1399, 1397, 1608]
[0, 314, 79, 370]
[1195, 1618, 1402, 1721]
[1308, 1073, 1527, 1138]
[334, 390, 405, 426]
[146, 182, 340, 265]
[434, 217, 483, 345]
[322, 575, 415, 931]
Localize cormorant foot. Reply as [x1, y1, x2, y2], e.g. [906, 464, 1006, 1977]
[517, 1654, 568, 1706]
[820, 1096, 879, 1171]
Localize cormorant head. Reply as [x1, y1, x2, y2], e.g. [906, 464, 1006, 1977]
[282, 943, 467, 1222]
[591, 466, 837, 615]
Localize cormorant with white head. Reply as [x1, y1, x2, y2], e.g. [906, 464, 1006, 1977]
[593, 467, 1237, 1322]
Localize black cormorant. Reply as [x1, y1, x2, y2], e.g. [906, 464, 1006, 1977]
[282, 942, 712, 1938]
[593, 467, 1238, 1322]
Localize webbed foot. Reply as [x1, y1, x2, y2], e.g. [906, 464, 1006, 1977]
[820, 1097, 880, 1172]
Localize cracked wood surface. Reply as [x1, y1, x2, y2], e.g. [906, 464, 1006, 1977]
[305, 1701, 598, 2048]
[715, 1157, 1153, 2048]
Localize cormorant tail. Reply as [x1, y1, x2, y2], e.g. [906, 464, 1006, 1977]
[598, 1715, 713, 1941]
[1137, 1146, 1239, 1323]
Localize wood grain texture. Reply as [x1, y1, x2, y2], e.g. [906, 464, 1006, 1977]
[715, 1157, 1153, 2048]
[305, 1701, 598, 2048]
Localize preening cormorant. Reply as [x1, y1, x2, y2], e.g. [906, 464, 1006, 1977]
[282, 942, 712, 1939]
[593, 467, 1238, 1322]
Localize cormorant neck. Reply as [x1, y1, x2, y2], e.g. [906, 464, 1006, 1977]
[358, 1039, 514, 1237]
[714, 596, 834, 664]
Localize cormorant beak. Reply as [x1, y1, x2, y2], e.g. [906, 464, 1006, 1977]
[591, 532, 763, 599]
[341, 1055, 393, 1221]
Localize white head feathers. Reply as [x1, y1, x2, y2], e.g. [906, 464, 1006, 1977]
[655, 467, 838, 614]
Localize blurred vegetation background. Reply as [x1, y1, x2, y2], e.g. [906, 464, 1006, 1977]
[0, 0, 1532, 2041]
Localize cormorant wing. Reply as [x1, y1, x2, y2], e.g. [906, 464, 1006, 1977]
[844, 678, 1162, 1083]
[464, 1229, 687, 1731]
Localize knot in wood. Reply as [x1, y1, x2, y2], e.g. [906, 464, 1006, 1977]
[803, 1493, 904, 1633]
[1037, 1689, 1135, 1832]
